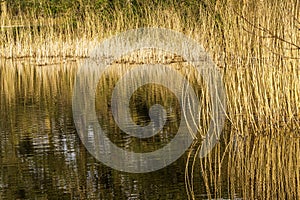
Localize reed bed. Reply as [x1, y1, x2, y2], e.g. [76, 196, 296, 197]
[1, 0, 299, 129]
[0, 0, 299, 199]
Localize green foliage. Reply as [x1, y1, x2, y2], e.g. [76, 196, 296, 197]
[5, 0, 210, 18]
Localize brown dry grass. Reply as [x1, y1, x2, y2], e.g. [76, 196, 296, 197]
[0, 0, 299, 199]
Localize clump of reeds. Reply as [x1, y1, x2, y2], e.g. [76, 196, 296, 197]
[1, 0, 299, 199]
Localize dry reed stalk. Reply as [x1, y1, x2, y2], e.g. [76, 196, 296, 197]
[0, 0, 299, 199]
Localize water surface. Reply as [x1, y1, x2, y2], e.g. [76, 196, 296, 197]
[2, 59, 298, 199]
[0, 59, 234, 199]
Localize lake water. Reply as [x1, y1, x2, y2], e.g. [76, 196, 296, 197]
[0, 58, 298, 199]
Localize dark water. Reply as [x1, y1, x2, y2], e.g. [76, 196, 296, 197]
[0, 60, 234, 199]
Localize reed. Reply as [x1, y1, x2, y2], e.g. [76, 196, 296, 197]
[0, 0, 299, 199]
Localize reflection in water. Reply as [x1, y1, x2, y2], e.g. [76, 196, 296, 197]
[0, 58, 299, 199]
[0, 59, 202, 199]
[95, 64, 183, 154]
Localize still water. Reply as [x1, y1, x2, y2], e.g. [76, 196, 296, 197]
[0, 59, 235, 199]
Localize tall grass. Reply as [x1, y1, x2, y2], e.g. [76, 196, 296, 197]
[1, 0, 299, 199]
[1, 0, 298, 128]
